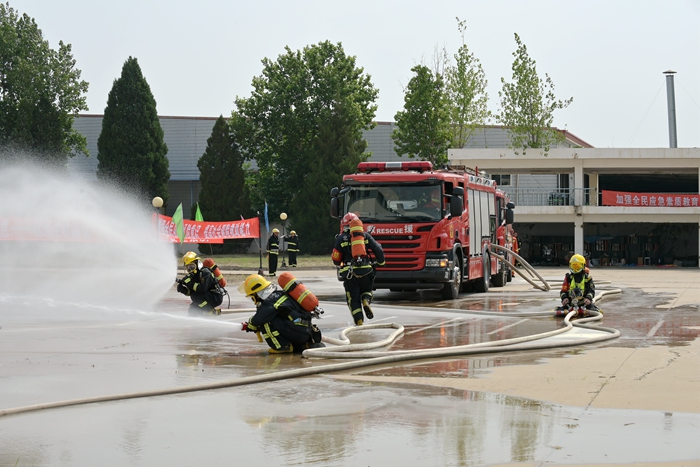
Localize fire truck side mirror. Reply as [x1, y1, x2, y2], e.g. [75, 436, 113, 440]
[506, 202, 515, 209]
[330, 187, 339, 197]
[330, 197, 339, 218]
[505, 208, 514, 225]
[450, 194, 463, 217]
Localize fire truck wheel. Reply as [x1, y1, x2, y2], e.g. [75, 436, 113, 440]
[491, 262, 507, 288]
[440, 262, 461, 300]
[473, 255, 490, 293]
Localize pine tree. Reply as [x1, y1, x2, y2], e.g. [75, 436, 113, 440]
[96, 57, 170, 203]
[197, 115, 253, 253]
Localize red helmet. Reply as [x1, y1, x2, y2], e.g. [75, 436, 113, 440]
[341, 212, 358, 227]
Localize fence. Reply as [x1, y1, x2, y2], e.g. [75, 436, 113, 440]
[500, 188, 598, 207]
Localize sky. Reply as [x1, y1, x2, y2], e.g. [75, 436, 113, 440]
[10, 0, 700, 149]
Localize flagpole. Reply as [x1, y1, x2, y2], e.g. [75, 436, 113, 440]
[257, 210, 263, 275]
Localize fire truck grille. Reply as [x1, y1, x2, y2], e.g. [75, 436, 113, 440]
[382, 255, 422, 269]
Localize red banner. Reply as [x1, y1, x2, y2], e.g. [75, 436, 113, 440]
[156, 214, 260, 243]
[602, 190, 700, 207]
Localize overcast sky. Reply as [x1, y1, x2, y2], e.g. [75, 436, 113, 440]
[11, 0, 700, 148]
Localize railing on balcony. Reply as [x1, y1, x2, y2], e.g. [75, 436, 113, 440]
[500, 188, 599, 207]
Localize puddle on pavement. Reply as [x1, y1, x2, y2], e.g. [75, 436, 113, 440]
[1, 378, 697, 466]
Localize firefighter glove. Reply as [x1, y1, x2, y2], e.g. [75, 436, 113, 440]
[561, 297, 570, 306]
[584, 298, 592, 306]
[177, 283, 189, 295]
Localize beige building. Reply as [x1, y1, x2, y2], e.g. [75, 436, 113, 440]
[448, 148, 700, 268]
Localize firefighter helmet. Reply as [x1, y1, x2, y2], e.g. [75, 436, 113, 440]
[290, 230, 297, 236]
[341, 213, 358, 227]
[182, 252, 200, 272]
[238, 274, 271, 298]
[569, 254, 586, 274]
[272, 228, 279, 234]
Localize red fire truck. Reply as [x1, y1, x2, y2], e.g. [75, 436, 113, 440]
[330, 161, 516, 299]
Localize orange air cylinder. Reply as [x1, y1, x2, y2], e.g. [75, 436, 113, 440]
[202, 258, 227, 288]
[349, 218, 367, 259]
[277, 272, 319, 312]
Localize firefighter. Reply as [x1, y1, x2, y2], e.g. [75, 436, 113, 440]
[332, 213, 386, 326]
[283, 230, 300, 267]
[176, 251, 224, 316]
[557, 254, 597, 314]
[266, 228, 280, 277]
[419, 187, 441, 210]
[238, 274, 322, 354]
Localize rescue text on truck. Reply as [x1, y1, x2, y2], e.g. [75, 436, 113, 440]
[330, 161, 515, 299]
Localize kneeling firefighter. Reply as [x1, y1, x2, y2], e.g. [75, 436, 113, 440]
[238, 274, 323, 354]
[557, 254, 598, 316]
[176, 252, 225, 316]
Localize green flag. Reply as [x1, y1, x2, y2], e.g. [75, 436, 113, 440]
[195, 202, 204, 222]
[172, 203, 185, 244]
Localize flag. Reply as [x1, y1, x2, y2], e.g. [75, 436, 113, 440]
[172, 203, 185, 244]
[195, 202, 204, 222]
[264, 201, 269, 235]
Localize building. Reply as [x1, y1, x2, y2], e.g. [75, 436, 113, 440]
[449, 148, 700, 267]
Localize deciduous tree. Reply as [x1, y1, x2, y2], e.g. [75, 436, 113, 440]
[291, 102, 368, 254]
[97, 57, 170, 204]
[231, 40, 377, 221]
[497, 33, 573, 155]
[445, 18, 490, 148]
[0, 2, 88, 162]
[392, 65, 452, 166]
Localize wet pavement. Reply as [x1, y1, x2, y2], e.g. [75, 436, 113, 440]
[1, 267, 699, 466]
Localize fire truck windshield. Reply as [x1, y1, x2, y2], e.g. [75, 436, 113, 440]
[344, 184, 443, 223]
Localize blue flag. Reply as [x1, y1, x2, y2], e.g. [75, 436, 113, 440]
[264, 201, 270, 235]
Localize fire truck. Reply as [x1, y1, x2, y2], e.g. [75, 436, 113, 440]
[330, 161, 516, 299]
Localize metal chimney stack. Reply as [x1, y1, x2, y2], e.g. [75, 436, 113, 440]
[664, 70, 678, 148]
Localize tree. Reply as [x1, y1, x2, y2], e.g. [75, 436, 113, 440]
[497, 33, 573, 155]
[291, 102, 369, 254]
[392, 65, 452, 166]
[196, 115, 253, 253]
[0, 2, 88, 162]
[97, 57, 170, 204]
[231, 40, 378, 220]
[445, 18, 490, 148]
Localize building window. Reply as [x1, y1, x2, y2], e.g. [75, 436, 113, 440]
[493, 174, 511, 186]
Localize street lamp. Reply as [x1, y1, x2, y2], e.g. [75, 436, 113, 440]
[280, 212, 288, 268]
[152, 196, 164, 211]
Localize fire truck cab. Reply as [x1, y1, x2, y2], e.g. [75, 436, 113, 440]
[330, 161, 515, 299]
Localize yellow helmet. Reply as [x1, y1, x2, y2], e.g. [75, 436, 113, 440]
[569, 254, 586, 274]
[290, 230, 296, 235]
[238, 274, 271, 297]
[182, 252, 200, 272]
[272, 228, 279, 234]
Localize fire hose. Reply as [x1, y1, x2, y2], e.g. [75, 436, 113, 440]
[0, 290, 620, 419]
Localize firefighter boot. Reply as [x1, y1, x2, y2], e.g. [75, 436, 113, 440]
[268, 344, 293, 354]
[362, 297, 374, 320]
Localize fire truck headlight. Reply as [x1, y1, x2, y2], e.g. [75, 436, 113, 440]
[425, 258, 449, 268]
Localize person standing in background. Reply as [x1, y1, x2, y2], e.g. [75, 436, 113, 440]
[267, 228, 280, 276]
[283, 230, 300, 267]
